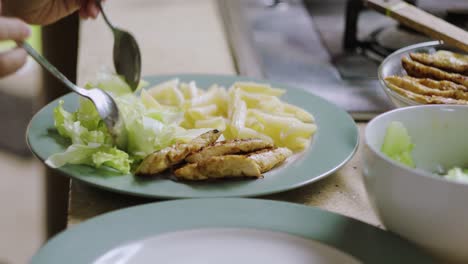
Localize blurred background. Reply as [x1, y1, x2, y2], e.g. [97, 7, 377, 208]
[0, 25, 44, 264]
[1, 0, 467, 263]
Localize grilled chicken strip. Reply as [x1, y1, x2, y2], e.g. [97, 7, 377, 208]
[402, 57, 468, 87]
[385, 76, 468, 100]
[135, 129, 222, 176]
[185, 138, 274, 163]
[386, 82, 468, 105]
[410, 51, 468, 75]
[174, 147, 292, 180]
[248, 147, 292, 172]
[412, 77, 468, 92]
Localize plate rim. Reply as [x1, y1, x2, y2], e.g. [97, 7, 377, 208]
[30, 198, 434, 264]
[26, 74, 359, 198]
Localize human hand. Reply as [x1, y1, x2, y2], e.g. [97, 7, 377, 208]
[79, 0, 105, 20]
[0, 17, 30, 77]
[3, 0, 105, 25]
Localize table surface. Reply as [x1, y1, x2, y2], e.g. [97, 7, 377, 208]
[69, 0, 381, 228]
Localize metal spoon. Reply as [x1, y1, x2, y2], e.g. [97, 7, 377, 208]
[96, 0, 142, 91]
[22, 42, 127, 148]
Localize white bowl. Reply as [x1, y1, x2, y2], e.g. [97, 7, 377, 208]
[363, 105, 468, 263]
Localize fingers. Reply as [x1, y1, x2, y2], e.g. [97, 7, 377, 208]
[0, 17, 30, 41]
[0, 17, 29, 77]
[79, 7, 89, 19]
[87, 1, 100, 19]
[79, 0, 102, 19]
[0, 47, 28, 78]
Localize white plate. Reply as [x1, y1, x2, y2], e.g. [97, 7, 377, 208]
[95, 228, 361, 264]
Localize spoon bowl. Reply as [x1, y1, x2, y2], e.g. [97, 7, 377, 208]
[96, 0, 141, 91]
[21, 42, 127, 148]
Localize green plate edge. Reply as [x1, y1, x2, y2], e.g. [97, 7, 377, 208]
[30, 198, 435, 264]
[26, 74, 359, 198]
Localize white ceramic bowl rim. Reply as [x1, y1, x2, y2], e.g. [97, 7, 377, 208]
[378, 40, 443, 106]
[365, 104, 468, 187]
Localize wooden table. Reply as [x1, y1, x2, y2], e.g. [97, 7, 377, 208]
[69, 0, 381, 228]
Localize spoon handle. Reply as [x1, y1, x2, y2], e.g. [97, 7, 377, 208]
[95, 0, 115, 31]
[21, 42, 86, 95]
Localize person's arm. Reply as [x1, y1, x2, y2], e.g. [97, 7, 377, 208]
[3, 0, 100, 25]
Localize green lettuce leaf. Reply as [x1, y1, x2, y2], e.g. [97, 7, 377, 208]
[53, 100, 112, 145]
[443, 167, 468, 183]
[54, 100, 76, 138]
[91, 147, 132, 173]
[85, 71, 132, 96]
[381, 121, 415, 168]
[46, 144, 131, 174]
[76, 97, 101, 130]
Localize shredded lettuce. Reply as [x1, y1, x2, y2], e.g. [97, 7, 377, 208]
[381, 122, 468, 184]
[54, 100, 111, 145]
[381, 121, 415, 168]
[46, 72, 204, 174]
[443, 167, 468, 183]
[84, 71, 133, 96]
[76, 97, 102, 130]
[46, 144, 131, 174]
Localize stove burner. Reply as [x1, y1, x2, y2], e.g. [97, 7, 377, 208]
[374, 26, 431, 51]
[342, 0, 468, 59]
[343, 0, 424, 59]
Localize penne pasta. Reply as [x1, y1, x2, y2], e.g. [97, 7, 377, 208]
[147, 79, 316, 152]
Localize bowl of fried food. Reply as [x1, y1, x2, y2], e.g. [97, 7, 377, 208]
[379, 40, 468, 107]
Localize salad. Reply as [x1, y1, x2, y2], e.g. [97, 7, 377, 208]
[381, 121, 468, 183]
[45, 72, 316, 175]
[46, 72, 210, 174]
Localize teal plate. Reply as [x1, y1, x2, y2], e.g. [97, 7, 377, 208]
[27, 74, 358, 198]
[30, 198, 434, 263]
